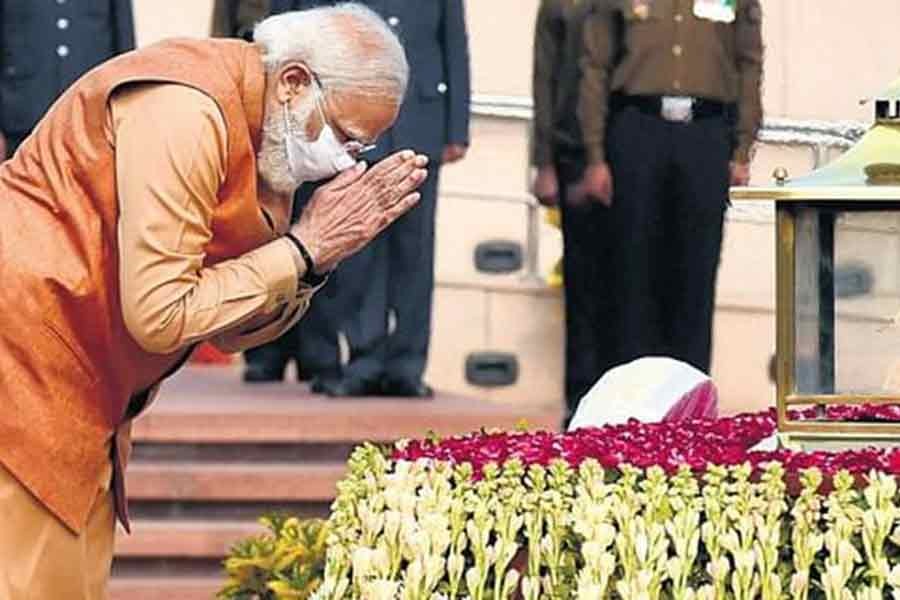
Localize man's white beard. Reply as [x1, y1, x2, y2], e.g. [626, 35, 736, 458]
[256, 95, 316, 195]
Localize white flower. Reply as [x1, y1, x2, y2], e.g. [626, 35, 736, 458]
[501, 569, 520, 599]
[352, 547, 375, 578]
[362, 579, 400, 600]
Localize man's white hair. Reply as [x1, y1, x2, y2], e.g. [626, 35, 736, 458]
[254, 3, 409, 100]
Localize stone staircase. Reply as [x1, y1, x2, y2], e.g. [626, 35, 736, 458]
[109, 366, 562, 599]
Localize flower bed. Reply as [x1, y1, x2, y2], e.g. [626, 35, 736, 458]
[303, 408, 900, 600]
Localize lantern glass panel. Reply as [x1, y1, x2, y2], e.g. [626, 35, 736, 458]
[793, 205, 900, 396]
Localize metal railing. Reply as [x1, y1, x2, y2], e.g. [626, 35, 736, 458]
[443, 94, 868, 282]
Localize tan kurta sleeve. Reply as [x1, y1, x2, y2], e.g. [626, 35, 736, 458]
[113, 83, 307, 355]
[211, 300, 306, 354]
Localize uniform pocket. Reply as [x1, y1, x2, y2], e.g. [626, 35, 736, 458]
[417, 78, 448, 102]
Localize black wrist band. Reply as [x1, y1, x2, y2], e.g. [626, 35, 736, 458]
[285, 232, 328, 287]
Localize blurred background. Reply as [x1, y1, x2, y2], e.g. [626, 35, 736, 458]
[132, 0, 900, 415]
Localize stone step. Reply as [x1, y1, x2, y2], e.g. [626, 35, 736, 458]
[109, 577, 221, 600]
[133, 367, 561, 444]
[126, 460, 345, 502]
[116, 520, 262, 559]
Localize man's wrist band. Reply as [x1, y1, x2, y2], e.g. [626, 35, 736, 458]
[285, 232, 328, 287]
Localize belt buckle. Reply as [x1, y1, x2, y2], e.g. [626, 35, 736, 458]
[661, 96, 694, 122]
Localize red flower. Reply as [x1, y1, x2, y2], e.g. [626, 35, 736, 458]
[389, 406, 900, 491]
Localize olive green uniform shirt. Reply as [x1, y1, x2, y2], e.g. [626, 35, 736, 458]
[578, 0, 763, 165]
[532, 0, 594, 167]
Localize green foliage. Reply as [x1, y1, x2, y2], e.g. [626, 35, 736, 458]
[219, 514, 329, 600]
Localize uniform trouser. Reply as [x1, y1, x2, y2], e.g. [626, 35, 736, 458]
[242, 332, 299, 373]
[252, 166, 442, 383]
[0, 461, 115, 600]
[244, 184, 341, 376]
[605, 106, 730, 374]
[556, 158, 617, 424]
[341, 166, 441, 382]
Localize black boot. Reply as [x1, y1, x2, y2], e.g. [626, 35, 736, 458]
[242, 362, 286, 383]
[380, 377, 434, 399]
[243, 345, 287, 383]
[314, 375, 380, 397]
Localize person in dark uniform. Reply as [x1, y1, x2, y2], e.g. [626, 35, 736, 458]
[213, 0, 340, 384]
[0, 0, 135, 159]
[577, 0, 763, 374]
[211, 0, 471, 394]
[302, 0, 470, 397]
[532, 0, 614, 426]
[213, 0, 319, 382]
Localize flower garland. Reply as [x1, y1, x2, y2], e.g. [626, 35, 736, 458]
[393, 407, 900, 482]
[308, 407, 900, 600]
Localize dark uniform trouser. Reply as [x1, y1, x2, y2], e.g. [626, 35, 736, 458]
[556, 157, 617, 424]
[249, 165, 442, 383]
[606, 106, 730, 374]
[244, 183, 337, 377]
[342, 166, 441, 382]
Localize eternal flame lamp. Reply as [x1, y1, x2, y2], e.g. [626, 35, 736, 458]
[732, 78, 900, 449]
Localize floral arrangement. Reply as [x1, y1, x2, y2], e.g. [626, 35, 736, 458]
[220, 514, 329, 600]
[306, 408, 900, 600]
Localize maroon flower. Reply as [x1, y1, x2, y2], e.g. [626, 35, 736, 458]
[388, 406, 900, 491]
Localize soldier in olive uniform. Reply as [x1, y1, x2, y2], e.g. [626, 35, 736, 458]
[532, 0, 615, 425]
[577, 0, 763, 373]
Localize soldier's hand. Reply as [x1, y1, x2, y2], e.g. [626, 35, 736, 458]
[730, 161, 751, 186]
[532, 166, 559, 207]
[442, 143, 468, 164]
[581, 162, 614, 207]
[291, 150, 428, 273]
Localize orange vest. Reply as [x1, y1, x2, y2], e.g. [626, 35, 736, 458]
[0, 38, 274, 533]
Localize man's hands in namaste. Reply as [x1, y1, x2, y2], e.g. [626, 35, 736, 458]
[292, 150, 428, 273]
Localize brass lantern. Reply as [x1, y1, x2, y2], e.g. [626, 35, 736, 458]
[732, 79, 900, 449]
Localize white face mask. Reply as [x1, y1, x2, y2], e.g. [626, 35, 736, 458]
[283, 86, 357, 184]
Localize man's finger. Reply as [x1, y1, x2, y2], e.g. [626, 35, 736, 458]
[326, 161, 368, 190]
[386, 168, 428, 205]
[381, 154, 422, 189]
[386, 154, 428, 190]
[383, 192, 421, 223]
[366, 149, 416, 178]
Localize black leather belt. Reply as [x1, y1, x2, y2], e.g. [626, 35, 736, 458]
[613, 94, 735, 122]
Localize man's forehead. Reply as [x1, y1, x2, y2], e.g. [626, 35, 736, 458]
[329, 91, 400, 143]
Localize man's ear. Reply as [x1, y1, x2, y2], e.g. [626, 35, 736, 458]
[275, 62, 315, 105]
